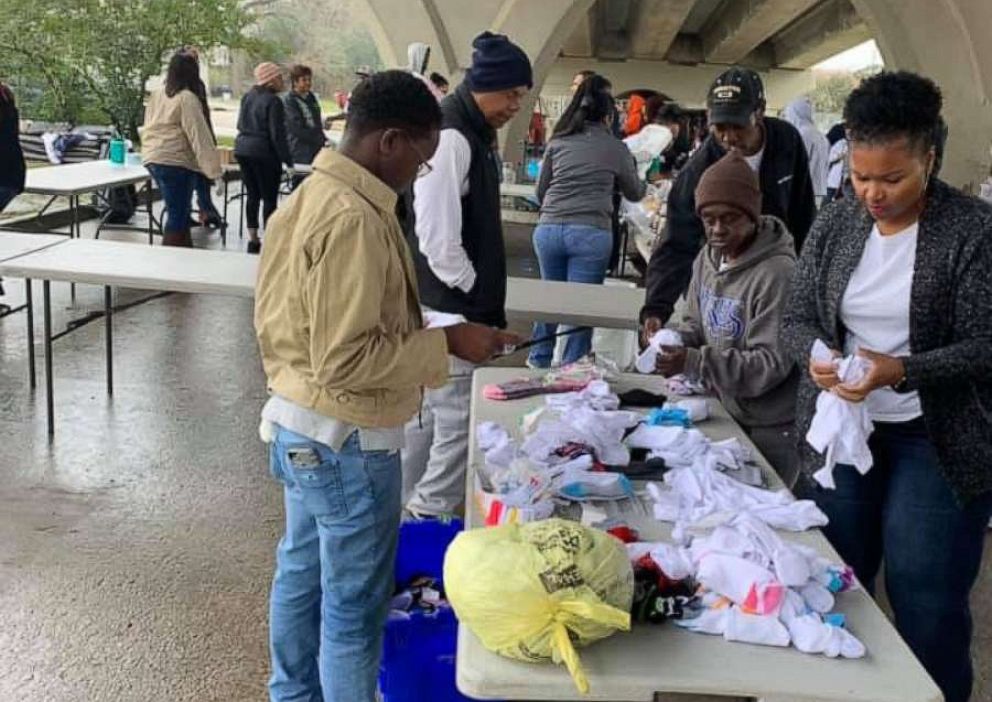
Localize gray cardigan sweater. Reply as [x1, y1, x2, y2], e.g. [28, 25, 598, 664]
[782, 179, 992, 503]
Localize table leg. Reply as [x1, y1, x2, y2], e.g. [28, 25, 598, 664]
[220, 177, 227, 248]
[43, 280, 54, 437]
[70, 194, 78, 303]
[26, 278, 35, 388]
[105, 286, 113, 396]
[239, 179, 245, 240]
[147, 181, 154, 245]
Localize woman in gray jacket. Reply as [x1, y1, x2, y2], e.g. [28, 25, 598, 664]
[782, 72, 992, 702]
[527, 74, 645, 367]
[656, 151, 798, 487]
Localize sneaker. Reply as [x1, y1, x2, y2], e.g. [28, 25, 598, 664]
[247, 240, 261, 255]
[526, 357, 550, 370]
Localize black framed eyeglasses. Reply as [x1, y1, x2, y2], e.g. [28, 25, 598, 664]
[402, 132, 434, 178]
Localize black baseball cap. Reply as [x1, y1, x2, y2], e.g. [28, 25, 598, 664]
[707, 67, 765, 126]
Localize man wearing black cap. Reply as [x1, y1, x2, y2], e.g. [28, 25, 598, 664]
[641, 67, 815, 337]
[401, 31, 532, 519]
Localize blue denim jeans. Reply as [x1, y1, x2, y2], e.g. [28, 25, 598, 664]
[194, 174, 219, 219]
[268, 426, 402, 702]
[528, 223, 613, 367]
[797, 419, 992, 702]
[146, 163, 196, 234]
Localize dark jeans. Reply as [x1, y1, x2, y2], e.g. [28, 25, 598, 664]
[797, 418, 992, 702]
[194, 174, 219, 219]
[146, 163, 196, 234]
[237, 156, 281, 230]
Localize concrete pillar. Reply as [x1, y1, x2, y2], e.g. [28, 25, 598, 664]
[852, 0, 992, 187]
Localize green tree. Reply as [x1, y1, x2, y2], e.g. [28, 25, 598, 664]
[0, 0, 258, 140]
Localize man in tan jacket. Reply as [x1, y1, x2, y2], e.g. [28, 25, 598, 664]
[254, 71, 517, 702]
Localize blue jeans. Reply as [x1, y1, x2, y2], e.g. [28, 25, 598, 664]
[797, 419, 992, 702]
[146, 163, 196, 234]
[268, 426, 402, 702]
[528, 223, 613, 367]
[194, 174, 219, 219]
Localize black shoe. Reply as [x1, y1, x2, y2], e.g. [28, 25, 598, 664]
[204, 212, 225, 229]
[247, 240, 261, 255]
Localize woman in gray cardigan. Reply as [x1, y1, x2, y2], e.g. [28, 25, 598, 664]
[782, 71, 992, 702]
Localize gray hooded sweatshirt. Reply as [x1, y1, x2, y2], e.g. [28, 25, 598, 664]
[671, 215, 798, 429]
[783, 97, 829, 200]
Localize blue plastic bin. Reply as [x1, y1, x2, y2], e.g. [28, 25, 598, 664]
[380, 518, 493, 702]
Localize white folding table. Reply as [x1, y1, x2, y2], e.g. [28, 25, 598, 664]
[459, 368, 942, 702]
[0, 233, 69, 387]
[506, 278, 641, 330]
[0, 239, 257, 435]
[502, 182, 538, 200]
[1, 236, 640, 436]
[22, 160, 157, 243]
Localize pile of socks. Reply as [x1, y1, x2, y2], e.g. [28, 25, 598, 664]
[806, 340, 875, 489]
[645, 459, 828, 542]
[627, 423, 762, 486]
[626, 515, 865, 659]
[388, 576, 452, 622]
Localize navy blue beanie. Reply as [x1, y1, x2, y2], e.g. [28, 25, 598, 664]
[464, 31, 532, 93]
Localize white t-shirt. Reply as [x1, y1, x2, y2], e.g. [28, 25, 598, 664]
[745, 145, 764, 173]
[839, 222, 922, 422]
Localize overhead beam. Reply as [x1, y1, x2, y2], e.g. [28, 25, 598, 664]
[773, 0, 872, 68]
[701, 0, 820, 64]
[561, 6, 597, 57]
[630, 0, 697, 59]
[595, 0, 636, 60]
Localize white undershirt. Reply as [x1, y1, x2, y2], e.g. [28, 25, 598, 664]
[744, 145, 764, 173]
[412, 128, 475, 293]
[839, 222, 922, 422]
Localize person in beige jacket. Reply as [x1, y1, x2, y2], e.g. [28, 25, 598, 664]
[141, 51, 220, 247]
[254, 71, 517, 702]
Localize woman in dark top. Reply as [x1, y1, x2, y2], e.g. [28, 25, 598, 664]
[782, 71, 992, 702]
[527, 75, 645, 367]
[0, 81, 26, 213]
[234, 62, 293, 254]
[282, 64, 325, 190]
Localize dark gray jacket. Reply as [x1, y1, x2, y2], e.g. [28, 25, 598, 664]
[673, 216, 797, 429]
[235, 86, 293, 167]
[782, 179, 992, 503]
[537, 123, 645, 230]
[282, 91, 325, 165]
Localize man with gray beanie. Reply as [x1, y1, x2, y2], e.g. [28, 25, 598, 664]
[401, 31, 532, 519]
[653, 151, 800, 487]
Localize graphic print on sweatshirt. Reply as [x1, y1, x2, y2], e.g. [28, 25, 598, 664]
[699, 286, 745, 341]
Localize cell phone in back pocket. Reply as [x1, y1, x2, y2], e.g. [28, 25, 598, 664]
[287, 447, 321, 468]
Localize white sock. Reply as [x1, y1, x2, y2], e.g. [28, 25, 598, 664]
[557, 471, 633, 501]
[696, 553, 778, 607]
[723, 607, 790, 647]
[800, 581, 835, 613]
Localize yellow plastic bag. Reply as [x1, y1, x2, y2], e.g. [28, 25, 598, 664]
[444, 519, 633, 693]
